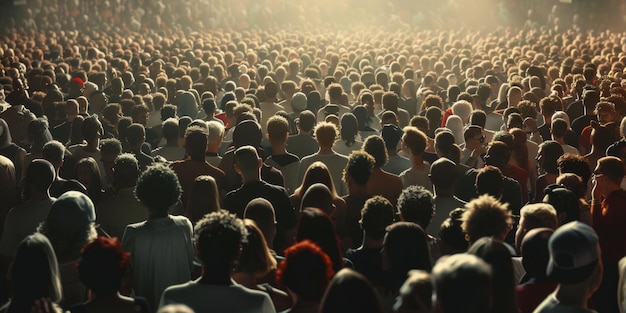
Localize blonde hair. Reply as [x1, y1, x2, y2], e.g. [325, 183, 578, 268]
[315, 122, 338, 147]
[462, 195, 512, 243]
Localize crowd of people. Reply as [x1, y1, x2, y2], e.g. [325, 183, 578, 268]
[3, 0, 626, 312]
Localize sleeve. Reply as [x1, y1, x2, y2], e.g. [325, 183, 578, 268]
[184, 218, 195, 271]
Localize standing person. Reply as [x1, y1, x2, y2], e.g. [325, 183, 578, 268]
[122, 165, 195, 309]
[160, 211, 276, 313]
[223, 146, 296, 252]
[265, 116, 300, 194]
[286, 111, 318, 159]
[590, 156, 626, 313]
[534, 222, 603, 313]
[399, 126, 432, 192]
[298, 122, 349, 196]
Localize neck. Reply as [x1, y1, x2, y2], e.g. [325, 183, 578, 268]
[207, 143, 220, 153]
[242, 174, 261, 184]
[200, 267, 234, 286]
[361, 235, 384, 249]
[434, 187, 454, 197]
[166, 139, 179, 147]
[319, 146, 333, 153]
[348, 185, 369, 196]
[605, 184, 622, 198]
[387, 149, 398, 156]
[553, 136, 565, 145]
[271, 142, 288, 155]
[410, 154, 424, 168]
[553, 285, 591, 308]
[85, 139, 99, 152]
[232, 272, 256, 289]
[298, 129, 312, 136]
[149, 212, 168, 219]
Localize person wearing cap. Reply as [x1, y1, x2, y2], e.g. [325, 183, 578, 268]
[589, 156, 626, 312]
[381, 124, 411, 175]
[534, 221, 603, 313]
[38, 190, 98, 307]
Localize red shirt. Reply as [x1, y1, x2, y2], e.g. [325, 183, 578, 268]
[591, 189, 626, 266]
[516, 282, 558, 313]
[579, 125, 592, 154]
[503, 164, 529, 204]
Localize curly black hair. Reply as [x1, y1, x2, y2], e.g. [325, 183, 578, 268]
[134, 164, 182, 213]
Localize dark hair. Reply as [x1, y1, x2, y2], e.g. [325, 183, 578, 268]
[539, 140, 564, 174]
[184, 126, 209, 159]
[362, 135, 388, 167]
[296, 208, 344, 273]
[439, 209, 469, 254]
[360, 196, 395, 240]
[100, 138, 122, 156]
[320, 268, 384, 313]
[339, 113, 358, 146]
[125, 123, 145, 147]
[468, 238, 518, 313]
[134, 164, 181, 213]
[343, 150, 375, 186]
[78, 237, 129, 295]
[383, 222, 432, 290]
[194, 211, 247, 268]
[557, 154, 592, 186]
[397, 186, 434, 229]
[476, 166, 503, 198]
[81, 115, 103, 142]
[276, 240, 334, 301]
[186, 175, 221, 225]
[24, 159, 55, 196]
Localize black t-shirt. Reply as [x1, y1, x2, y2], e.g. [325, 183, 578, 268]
[344, 247, 384, 286]
[224, 180, 296, 251]
[266, 153, 299, 167]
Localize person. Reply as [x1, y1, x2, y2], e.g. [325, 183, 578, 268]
[74, 157, 104, 204]
[22, 118, 53, 178]
[186, 175, 222, 225]
[399, 126, 432, 191]
[461, 125, 486, 169]
[297, 122, 348, 196]
[590, 156, 626, 312]
[468, 237, 519, 313]
[332, 113, 363, 156]
[286, 110, 319, 159]
[379, 222, 431, 309]
[535, 141, 564, 203]
[124, 123, 154, 171]
[67, 115, 107, 186]
[317, 83, 350, 123]
[259, 81, 285, 135]
[122, 165, 195, 309]
[223, 145, 295, 251]
[345, 196, 394, 287]
[170, 126, 226, 208]
[363, 135, 403, 206]
[276, 240, 334, 313]
[232, 220, 292, 311]
[431, 254, 493, 313]
[380, 124, 411, 175]
[151, 118, 185, 161]
[393, 270, 433, 313]
[534, 222, 603, 313]
[0, 233, 63, 313]
[41, 140, 87, 198]
[291, 162, 346, 224]
[96, 154, 148, 239]
[516, 228, 557, 313]
[396, 185, 440, 262]
[319, 268, 385, 313]
[295, 207, 346, 272]
[551, 118, 579, 155]
[70, 237, 150, 313]
[38, 191, 98, 308]
[342, 150, 375, 248]
[0, 118, 26, 185]
[428, 157, 466, 236]
[462, 194, 513, 244]
[265, 115, 300, 194]
[0, 159, 56, 259]
[159, 211, 276, 313]
[205, 120, 225, 167]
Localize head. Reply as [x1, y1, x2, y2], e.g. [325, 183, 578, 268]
[78, 237, 129, 295]
[234, 145, 262, 179]
[484, 141, 511, 169]
[462, 194, 512, 244]
[520, 228, 554, 281]
[10, 233, 62, 309]
[402, 126, 428, 157]
[267, 115, 290, 144]
[593, 156, 626, 194]
[81, 115, 103, 143]
[382, 222, 432, 289]
[296, 208, 343, 273]
[431, 254, 492, 313]
[125, 123, 145, 149]
[319, 268, 384, 313]
[557, 154, 592, 187]
[75, 157, 103, 194]
[430, 157, 458, 193]
[135, 164, 182, 215]
[184, 126, 208, 160]
[546, 221, 602, 288]
[42, 140, 65, 170]
[186, 175, 221, 225]
[244, 198, 277, 249]
[397, 185, 434, 229]
[467, 237, 518, 313]
[23, 159, 55, 200]
[276, 240, 334, 301]
[362, 135, 388, 167]
[195, 211, 247, 270]
[234, 219, 277, 277]
[542, 185, 581, 225]
[314, 122, 338, 149]
[515, 203, 558, 252]
[360, 196, 395, 241]
[38, 191, 97, 260]
[475, 166, 504, 198]
[394, 270, 433, 313]
[537, 140, 564, 174]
